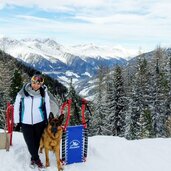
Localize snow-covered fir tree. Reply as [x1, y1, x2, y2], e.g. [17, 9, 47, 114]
[137, 55, 153, 138]
[126, 54, 146, 139]
[164, 50, 171, 137]
[90, 65, 106, 135]
[66, 78, 82, 126]
[0, 51, 13, 128]
[9, 69, 23, 103]
[111, 65, 126, 136]
[151, 47, 169, 137]
[100, 67, 115, 135]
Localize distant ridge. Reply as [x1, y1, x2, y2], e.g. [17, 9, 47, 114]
[0, 37, 136, 98]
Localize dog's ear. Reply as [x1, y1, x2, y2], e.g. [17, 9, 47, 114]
[49, 112, 54, 121]
[58, 114, 64, 125]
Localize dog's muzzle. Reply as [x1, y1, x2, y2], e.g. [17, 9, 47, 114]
[51, 127, 57, 135]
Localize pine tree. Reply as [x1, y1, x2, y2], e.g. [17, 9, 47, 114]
[142, 108, 153, 137]
[138, 55, 154, 138]
[0, 52, 13, 128]
[66, 78, 81, 126]
[124, 61, 134, 139]
[126, 52, 153, 139]
[9, 69, 23, 103]
[108, 65, 126, 136]
[165, 115, 171, 137]
[101, 67, 114, 135]
[165, 52, 171, 137]
[151, 46, 168, 137]
[126, 76, 142, 139]
[90, 65, 106, 135]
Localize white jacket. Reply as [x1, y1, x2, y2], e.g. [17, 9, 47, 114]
[14, 85, 50, 125]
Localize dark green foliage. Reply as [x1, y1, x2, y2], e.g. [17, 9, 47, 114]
[143, 108, 154, 137]
[89, 65, 106, 136]
[66, 78, 82, 126]
[9, 69, 23, 103]
[112, 65, 126, 136]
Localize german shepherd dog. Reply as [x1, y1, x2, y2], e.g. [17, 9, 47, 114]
[40, 112, 64, 171]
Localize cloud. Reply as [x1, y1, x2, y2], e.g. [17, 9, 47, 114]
[74, 13, 146, 24]
[17, 15, 50, 22]
[0, 1, 5, 9]
[2, 0, 171, 21]
[0, 0, 171, 51]
[0, 0, 108, 12]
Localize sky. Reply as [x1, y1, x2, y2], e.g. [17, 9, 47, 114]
[1, 130, 171, 171]
[0, 0, 171, 52]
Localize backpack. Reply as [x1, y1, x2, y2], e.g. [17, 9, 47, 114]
[47, 91, 60, 117]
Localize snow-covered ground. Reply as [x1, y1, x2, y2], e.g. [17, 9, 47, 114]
[0, 131, 171, 171]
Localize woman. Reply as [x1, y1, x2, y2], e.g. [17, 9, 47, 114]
[14, 74, 50, 170]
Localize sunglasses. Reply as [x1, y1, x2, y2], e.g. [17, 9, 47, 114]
[31, 81, 42, 85]
[31, 75, 44, 84]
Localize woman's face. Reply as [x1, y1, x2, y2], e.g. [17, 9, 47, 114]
[31, 82, 42, 91]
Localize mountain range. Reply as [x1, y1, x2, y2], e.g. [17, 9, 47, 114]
[0, 37, 138, 99]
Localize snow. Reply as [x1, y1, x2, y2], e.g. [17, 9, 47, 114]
[0, 37, 138, 62]
[0, 130, 171, 171]
[79, 87, 92, 97]
[65, 43, 138, 60]
[58, 76, 78, 86]
[82, 72, 92, 77]
[65, 71, 80, 78]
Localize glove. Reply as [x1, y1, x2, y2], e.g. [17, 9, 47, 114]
[14, 123, 21, 132]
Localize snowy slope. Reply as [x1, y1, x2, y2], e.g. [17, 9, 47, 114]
[0, 37, 138, 61]
[65, 43, 137, 60]
[0, 38, 66, 63]
[0, 130, 171, 171]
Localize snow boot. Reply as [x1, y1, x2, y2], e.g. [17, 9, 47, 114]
[35, 159, 46, 171]
[29, 160, 36, 169]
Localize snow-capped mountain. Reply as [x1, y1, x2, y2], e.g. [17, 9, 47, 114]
[0, 37, 138, 98]
[67, 43, 137, 60]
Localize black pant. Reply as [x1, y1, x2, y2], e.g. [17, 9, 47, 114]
[22, 121, 46, 161]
